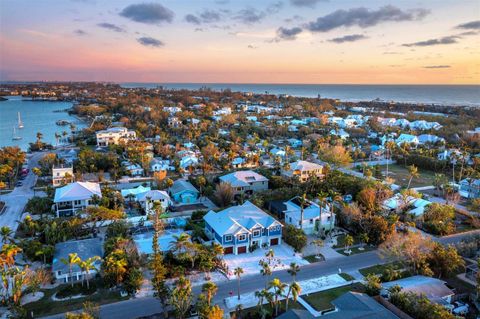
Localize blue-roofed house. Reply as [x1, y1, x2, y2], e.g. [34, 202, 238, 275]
[395, 134, 419, 147]
[459, 178, 480, 199]
[203, 201, 282, 254]
[418, 134, 445, 145]
[169, 179, 200, 204]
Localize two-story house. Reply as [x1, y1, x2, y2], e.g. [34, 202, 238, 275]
[283, 197, 335, 235]
[96, 127, 136, 147]
[219, 170, 268, 198]
[281, 160, 324, 182]
[53, 181, 102, 217]
[137, 190, 172, 214]
[203, 201, 282, 255]
[459, 178, 480, 199]
[52, 165, 74, 187]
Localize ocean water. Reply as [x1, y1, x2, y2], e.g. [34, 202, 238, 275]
[121, 83, 480, 107]
[0, 96, 86, 150]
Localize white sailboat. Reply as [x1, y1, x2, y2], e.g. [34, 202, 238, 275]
[18, 112, 24, 129]
[12, 126, 22, 141]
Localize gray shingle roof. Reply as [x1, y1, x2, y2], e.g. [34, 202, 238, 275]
[52, 238, 103, 274]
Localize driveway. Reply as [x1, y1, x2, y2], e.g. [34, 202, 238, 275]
[0, 152, 44, 234]
[223, 243, 308, 278]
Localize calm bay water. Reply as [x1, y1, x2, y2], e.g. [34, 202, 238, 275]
[122, 83, 480, 107]
[0, 96, 86, 150]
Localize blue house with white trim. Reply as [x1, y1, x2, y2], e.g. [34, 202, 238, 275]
[203, 201, 283, 255]
[169, 180, 199, 204]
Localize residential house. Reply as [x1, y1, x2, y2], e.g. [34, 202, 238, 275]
[382, 275, 454, 306]
[54, 182, 102, 217]
[169, 180, 200, 204]
[203, 201, 283, 255]
[219, 170, 268, 198]
[137, 190, 172, 214]
[168, 116, 182, 128]
[459, 178, 480, 199]
[96, 127, 136, 146]
[282, 160, 324, 182]
[395, 134, 419, 147]
[52, 165, 74, 187]
[417, 134, 445, 145]
[150, 158, 175, 172]
[121, 185, 151, 202]
[287, 138, 303, 148]
[283, 197, 335, 235]
[383, 194, 432, 217]
[52, 238, 103, 284]
[122, 162, 144, 176]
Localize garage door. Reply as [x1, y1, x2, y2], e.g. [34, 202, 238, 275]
[270, 238, 279, 246]
[224, 247, 234, 255]
[237, 246, 247, 254]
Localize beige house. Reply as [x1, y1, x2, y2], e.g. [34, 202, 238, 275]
[219, 170, 268, 197]
[52, 165, 74, 187]
[282, 160, 324, 182]
[96, 127, 136, 146]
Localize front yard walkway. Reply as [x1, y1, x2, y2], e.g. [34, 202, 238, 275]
[223, 244, 308, 279]
[224, 274, 350, 311]
[303, 236, 345, 261]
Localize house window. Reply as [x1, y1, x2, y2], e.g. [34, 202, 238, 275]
[253, 230, 260, 237]
[225, 235, 233, 242]
[289, 217, 292, 222]
[238, 234, 246, 241]
[74, 200, 81, 205]
[309, 219, 314, 224]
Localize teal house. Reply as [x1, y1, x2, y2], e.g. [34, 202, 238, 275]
[169, 180, 200, 204]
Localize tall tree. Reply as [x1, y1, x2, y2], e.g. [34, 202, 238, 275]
[234, 267, 244, 300]
[61, 253, 81, 287]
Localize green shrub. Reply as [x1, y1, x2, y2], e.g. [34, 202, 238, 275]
[56, 282, 97, 298]
[282, 224, 307, 252]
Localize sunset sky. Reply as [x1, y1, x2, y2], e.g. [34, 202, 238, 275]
[0, 0, 479, 84]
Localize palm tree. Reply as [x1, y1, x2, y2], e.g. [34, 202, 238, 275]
[268, 278, 287, 316]
[61, 253, 81, 287]
[259, 261, 272, 288]
[0, 244, 22, 268]
[0, 226, 13, 244]
[54, 132, 61, 146]
[201, 281, 217, 306]
[169, 232, 191, 254]
[79, 256, 101, 289]
[34, 244, 54, 265]
[255, 289, 272, 319]
[287, 262, 300, 282]
[344, 235, 354, 254]
[407, 164, 419, 189]
[298, 193, 308, 230]
[311, 239, 324, 258]
[234, 267, 244, 300]
[285, 281, 302, 311]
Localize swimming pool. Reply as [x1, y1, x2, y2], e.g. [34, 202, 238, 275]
[133, 229, 191, 254]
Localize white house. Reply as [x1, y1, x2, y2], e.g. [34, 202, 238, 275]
[395, 134, 419, 147]
[203, 201, 283, 255]
[219, 170, 268, 197]
[54, 182, 102, 217]
[137, 190, 172, 214]
[52, 165, 74, 187]
[150, 158, 175, 172]
[382, 276, 454, 305]
[283, 197, 335, 235]
[52, 238, 103, 284]
[282, 160, 324, 182]
[383, 194, 432, 217]
[417, 134, 445, 145]
[96, 127, 136, 146]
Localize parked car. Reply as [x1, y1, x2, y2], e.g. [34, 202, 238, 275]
[452, 301, 469, 315]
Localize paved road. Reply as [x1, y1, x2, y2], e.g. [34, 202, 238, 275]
[41, 227, 480, 319]
[0, 152, 44, 233]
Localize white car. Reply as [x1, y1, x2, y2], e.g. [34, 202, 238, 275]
[452, 301, 469, 315]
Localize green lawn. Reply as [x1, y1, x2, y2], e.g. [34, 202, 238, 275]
[358, 262, 403, 277]
[337, 245, 375, 256]
[378, 164, 435, 188]
[24, 281, 128, 317]
[232, 299, 305, 319]
[304, 254, 325, 263]
[338, 273, 355, 281]
[302, 283, 365, 312]
[332, 234, 361, 249]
